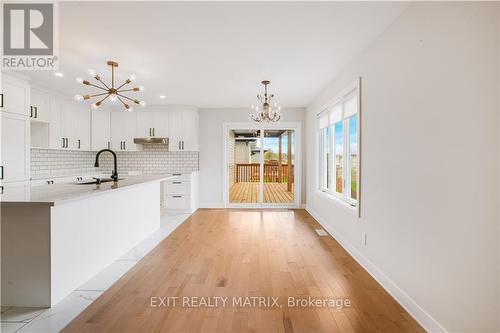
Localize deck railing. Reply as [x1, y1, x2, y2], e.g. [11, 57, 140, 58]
[235, 163, 294, 183]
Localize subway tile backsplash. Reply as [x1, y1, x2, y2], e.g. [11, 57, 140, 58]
[30, 146, 199, 179]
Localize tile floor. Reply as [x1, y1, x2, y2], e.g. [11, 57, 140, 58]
[0, 212, 191, 333]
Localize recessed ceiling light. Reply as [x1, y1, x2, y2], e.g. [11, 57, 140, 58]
[159, 95, 166, 99]
[54, 72, 64, 77]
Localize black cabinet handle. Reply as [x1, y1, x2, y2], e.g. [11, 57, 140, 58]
[35, 107, 38, 118]
[153, 128, 155, 136]
[78, 139, 81, 149]
[0, 93, 3, 108]
[172, 195, 182, 198]
[0, 166, 4, 180]
[62, 138, 65, 148]
[30, 106, 33, 118]
[172, 181, 182, 184]
[178, 141, 181, 150]
[182, 141, 184, 150]
[172, 173, 181, 176]
[124, 141, 126, 150]
[149, 128, 151, 136]
[107, 141, 110, 149]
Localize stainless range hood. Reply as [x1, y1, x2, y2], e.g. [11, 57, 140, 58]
[133, 137, 169, 145]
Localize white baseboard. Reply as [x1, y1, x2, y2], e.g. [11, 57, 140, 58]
[305, 204, 447, 333]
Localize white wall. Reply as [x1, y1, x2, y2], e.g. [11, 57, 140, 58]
[305, 2, 499, 332]
[199, 108, 305, 207]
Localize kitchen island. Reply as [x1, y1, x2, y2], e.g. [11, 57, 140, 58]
[1, 175, 174, 307]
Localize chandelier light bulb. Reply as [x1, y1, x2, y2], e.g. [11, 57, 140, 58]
[88, 69, 97, 76]
[129, 74, 136, 82]
[109, 94, 118, 102]
[138, 85, 144, 91]
[139, 101, 146, 107]
[74, 94, 84, 102]
[76, 77, 84, 84]
[91, 103, 100, 109]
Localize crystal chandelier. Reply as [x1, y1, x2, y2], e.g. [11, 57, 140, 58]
[250, 80, 281, 122]
[75, 60, 145, 112]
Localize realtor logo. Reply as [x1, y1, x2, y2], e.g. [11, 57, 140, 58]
[2, 2, 59, 70]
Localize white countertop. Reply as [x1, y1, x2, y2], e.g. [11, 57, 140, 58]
[1, 175, 176, 206]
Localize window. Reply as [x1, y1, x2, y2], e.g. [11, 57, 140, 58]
[318, 86, 359, 207]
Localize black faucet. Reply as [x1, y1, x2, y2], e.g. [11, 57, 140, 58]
[94, 149, 118, 182]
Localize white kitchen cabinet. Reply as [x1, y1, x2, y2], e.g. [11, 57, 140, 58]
[91, 108, 111, 150]
[168, 110, 198, 151]
[136, 111, 169, 138]
[75, 105, 90, 150]
[49, 98, 90, 150]
[163, 172, 198, 212]
[0, 112, 30, 183]
[30, 88, 50, 122]
[49, 97, 64, 149]
[110, 111, 138, 151]
[1, 74, 30, 117]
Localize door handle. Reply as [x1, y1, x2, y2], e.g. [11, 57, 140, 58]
[35, 107, 38, 118]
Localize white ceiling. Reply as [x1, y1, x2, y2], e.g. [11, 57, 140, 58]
[20, 1, 408, 108]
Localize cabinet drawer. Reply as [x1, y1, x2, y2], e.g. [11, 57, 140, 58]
[165, 195, 190, 210]
[168, 173, 191, 181]
[165, 180, 190, 195]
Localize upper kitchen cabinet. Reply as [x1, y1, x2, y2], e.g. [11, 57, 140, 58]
[1, 74, 30, 117]
[136, 110, 169, 138]
[49, 98, 90, 150]
[110, 111, 139, 151]
[30, 88, 50, 122]
[0, 112, 30, 183]
[91, 108, 111, 150]
[168, 109, 199, 151]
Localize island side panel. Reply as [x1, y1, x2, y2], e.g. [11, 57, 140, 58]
[50, 182, 160, 306]
[1, 203, 52, 307]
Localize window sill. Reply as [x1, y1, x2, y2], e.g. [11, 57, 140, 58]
[315, 190, 359, 217]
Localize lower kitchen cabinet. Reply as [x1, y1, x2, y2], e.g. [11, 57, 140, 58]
[0, 112, 30, 183]
[163, 172, 198, 212]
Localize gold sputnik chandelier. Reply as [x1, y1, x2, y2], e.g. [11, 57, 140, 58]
[250, 80, 281, 122]
[75, 60, 145, 112]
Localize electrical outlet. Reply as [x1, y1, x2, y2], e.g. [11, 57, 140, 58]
[361, 233, 367, 246]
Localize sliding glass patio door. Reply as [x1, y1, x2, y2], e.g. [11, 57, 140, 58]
[226, 126, 297, 207]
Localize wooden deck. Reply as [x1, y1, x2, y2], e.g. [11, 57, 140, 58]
[229, 182, 294, 203]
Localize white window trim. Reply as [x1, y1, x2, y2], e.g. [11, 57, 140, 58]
[316, 77, 361, 217]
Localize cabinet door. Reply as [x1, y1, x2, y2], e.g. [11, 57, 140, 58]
[49, 98, 63, 149]
[75, 105, 90, 150]
[0, 112, 30, 182]
[61, 102, 77, 149]
[91, 109, 111, 150]
[136, 111, 153, 137]
[30, 88, 50, 122]
[1, 75, 30, 117]
[110, 111, 138, 151]
[168, 111, 183, 151]
[182, 110, 199, 151]
[152, 111, 169, 137]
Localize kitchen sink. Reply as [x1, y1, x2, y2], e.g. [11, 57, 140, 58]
[75, 178, 123, 185]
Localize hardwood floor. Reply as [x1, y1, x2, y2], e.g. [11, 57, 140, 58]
[63, 209, 424, 333]
[230, 182, 294, 203]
